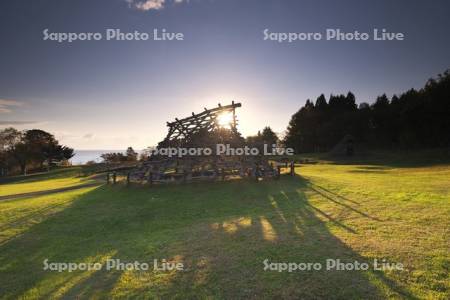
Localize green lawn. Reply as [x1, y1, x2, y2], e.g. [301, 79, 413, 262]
[0, 167, 98, 197]
[0, 155, 449, 299]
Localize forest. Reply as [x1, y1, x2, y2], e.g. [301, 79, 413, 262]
[284, 69, 450, 153]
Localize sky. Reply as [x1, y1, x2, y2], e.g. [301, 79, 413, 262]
[1, 0, 449, 150]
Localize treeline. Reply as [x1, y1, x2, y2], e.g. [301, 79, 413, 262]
[100, 147, 139, 163]
[0, 128, 74, 175]
[284, 69, 450, 153]
[246, 126, 278, 150]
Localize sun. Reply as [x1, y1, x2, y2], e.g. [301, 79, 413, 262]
[217, 112, 234, 127]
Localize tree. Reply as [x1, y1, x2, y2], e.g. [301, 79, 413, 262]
[45, 144, 74, 169]
[23, 129, 74, 170]
[101, 152, 127, 163]
[284, 108, 305, 153]
[23, 129, 57, 168]
[0, 128, 22, 176]
[371, 94, 394, 145]
[246, 130, 263, 149]
[283, 68, 450, 152]
[0, 128, 74, 175]
[9, 142, 32, 175]
[245, 127, 278, 153]
[126, 147, 138, 161]
[261, 127, 278, 146]
[0, 127, 22, 151]
[315, 94, 328, 111]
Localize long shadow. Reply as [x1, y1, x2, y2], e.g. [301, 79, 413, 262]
[0, 182, 102, 202]
[306, 184, 381, 221]
[0, 199, 76, 246]
[298, 198, 357, 234]
[152, 177, 416, 298]
[0, 178, 416, 299]
[308, 183, 360, 205]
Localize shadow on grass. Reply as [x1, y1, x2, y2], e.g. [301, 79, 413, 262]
[307, 182, 360, 204]
[0, 176, 416, 299]
[305, 183, 381, 222]
[0, 182, 102, 202]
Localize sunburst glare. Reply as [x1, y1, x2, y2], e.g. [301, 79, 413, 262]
[217, 112, 234, 127]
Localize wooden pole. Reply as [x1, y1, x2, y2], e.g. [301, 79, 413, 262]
[239, 166, 244, 177]
[127, 172, 130, 186]
[113, 172, 117, 184]
[232, 101, 237, 131]
[106, 172, 110, 184]
[213, 162, 219, 179]
[290, 162, 295, 176]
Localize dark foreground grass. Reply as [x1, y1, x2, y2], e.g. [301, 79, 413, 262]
[0, 159, 449, 299]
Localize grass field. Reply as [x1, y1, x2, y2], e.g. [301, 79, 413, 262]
[0, 153, 449, 299]
[0, 167, 98, 197]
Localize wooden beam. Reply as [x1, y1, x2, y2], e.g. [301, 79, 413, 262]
[167, 102, 241, 126]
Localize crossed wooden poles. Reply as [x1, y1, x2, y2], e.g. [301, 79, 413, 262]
[164, 101, 241, 142]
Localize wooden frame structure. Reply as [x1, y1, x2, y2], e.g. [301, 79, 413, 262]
[163, 101, 241, 143]
[127, 102, 283, 184]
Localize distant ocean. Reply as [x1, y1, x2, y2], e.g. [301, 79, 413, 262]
[71, 150, 144, 165]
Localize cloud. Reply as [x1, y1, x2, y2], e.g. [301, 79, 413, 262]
[127, 0, 185, 11]
[0, 121, 38, 125]
[136, 0, 165, 11]
[83, 133, 94, 139]
[0, 99, 23, 113]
